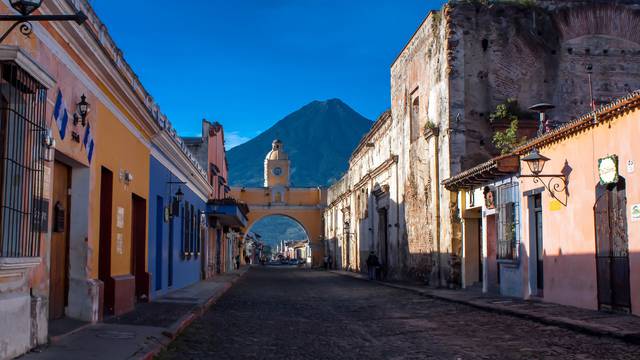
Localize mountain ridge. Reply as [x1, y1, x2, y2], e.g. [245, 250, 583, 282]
[227, 98, 373, 187]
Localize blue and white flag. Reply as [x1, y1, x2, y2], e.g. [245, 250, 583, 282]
[53, 90, 69, 140]
[83, 122, 95, 163]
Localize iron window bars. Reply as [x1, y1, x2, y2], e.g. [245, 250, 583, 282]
[0, 62, 46, 258]
[181, 201, 201, 259]
[496, 182, 520, 261]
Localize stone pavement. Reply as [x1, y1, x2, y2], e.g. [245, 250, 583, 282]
[331, 270, 640, 345]
[158, 267, 640, 359]
[22, 267, 249, 360]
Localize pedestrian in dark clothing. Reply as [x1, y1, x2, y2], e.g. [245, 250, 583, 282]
[235, 255, 241, 270]
[327, 255, 333, 270]
[366, 251, 380, 280]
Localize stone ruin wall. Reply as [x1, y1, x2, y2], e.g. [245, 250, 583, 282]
[391, 10, 451, 284]
[390, 0, 640, 286]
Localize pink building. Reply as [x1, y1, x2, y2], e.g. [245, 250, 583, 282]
[445, 92, 640, 315]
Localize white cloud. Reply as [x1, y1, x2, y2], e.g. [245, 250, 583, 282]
[225, 131, 251, 150]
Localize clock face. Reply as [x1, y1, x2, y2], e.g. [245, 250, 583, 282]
[273, 167, 283, 176]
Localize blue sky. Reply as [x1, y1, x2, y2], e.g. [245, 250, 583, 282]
[90, 0, 443, 148]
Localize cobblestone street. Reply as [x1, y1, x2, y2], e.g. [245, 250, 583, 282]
[158, 267, 640, 360]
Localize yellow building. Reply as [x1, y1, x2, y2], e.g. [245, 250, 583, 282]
[230, 140, 326, 266]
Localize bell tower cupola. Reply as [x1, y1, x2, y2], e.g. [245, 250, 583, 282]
[264, 139, 290, 187]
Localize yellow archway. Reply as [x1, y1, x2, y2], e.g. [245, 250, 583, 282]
[229, 140, 326, 266]
[229, 187, 326, 266]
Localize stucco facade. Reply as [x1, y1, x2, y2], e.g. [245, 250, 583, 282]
[0, 0, 210, 358]
[445, 91, 640, 315]
[517, 93, 640, 314]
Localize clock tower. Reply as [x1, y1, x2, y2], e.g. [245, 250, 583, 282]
[264, 139, 290, 187]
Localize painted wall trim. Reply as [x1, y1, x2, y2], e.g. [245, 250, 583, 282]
[0, 45, 56, 89]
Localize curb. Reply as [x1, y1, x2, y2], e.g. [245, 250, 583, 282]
[330, 270, 640, 346]
[136, 268, 250, 360]
[48, 322, 93, 345]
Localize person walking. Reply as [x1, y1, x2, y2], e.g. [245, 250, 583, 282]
[323, 255, 329, 270]
[235, 254, 241, 270]
[366, 251, 380, 280]
[327, 254, 333, 270]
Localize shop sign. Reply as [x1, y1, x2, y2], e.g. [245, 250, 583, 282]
[549, 199, 562, 212]
[628, 160, 635, 174]
[598, 155, 619, 185]
[632, 204, 640, 222]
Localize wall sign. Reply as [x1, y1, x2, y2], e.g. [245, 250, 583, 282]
[116, 206, 125, 229]
[632, 204, 640, 222]
[483, 187, 495, 210]
[598, 155, 619, 185]
[116, 233, 124, 255]
[32, 198, 49, 233]
[627, 160, 635, 174]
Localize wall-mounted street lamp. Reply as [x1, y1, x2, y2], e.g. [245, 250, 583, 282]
[166, 177, 187, 220]
[73, 94, 90, 127]
[520, 149, 568, 206]
[174, 186, 184, 203]
[0, 0, 87, 43]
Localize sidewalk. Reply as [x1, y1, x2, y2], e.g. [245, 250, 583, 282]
[331, 270, 640, 345]
[23, 267, 249, 360]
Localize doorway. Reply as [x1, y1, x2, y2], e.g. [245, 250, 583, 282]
[463, 208, 482, 288]
[528, 193, 544, 297]
[595, 178, 631, 312]
[49, 161, 71, 320]
[378, 208, 389, 278]
[131, 194, 148, 301]
[98, 167, 113, 314]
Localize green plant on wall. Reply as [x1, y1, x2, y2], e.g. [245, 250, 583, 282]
[493, 119, 527, 155]
[489, 98, 522, 124]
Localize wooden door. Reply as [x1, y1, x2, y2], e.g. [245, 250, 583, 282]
[533, 194, 544, 295]
[595, 179, 631, 312]
[378, 208, 389, 271]
[131, 194, 148, 301]
[49, 161, 71, 320]
[99, 167, 114, 314]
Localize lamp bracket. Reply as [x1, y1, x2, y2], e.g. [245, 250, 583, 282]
[520, 174, 567, 206]
[0, 13, 87, 43]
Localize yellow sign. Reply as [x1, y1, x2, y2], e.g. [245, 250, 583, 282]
[549, 199, 562, 211]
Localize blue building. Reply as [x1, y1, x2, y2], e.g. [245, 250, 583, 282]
[148, 154, 210, 299]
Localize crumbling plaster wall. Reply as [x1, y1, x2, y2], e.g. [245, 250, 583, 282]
[390, 0, 640, 286]
[391, 10, 451, 284]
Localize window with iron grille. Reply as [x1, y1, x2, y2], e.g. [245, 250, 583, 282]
[0, 62, 47, 258]
[496, 182, 520, 260]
